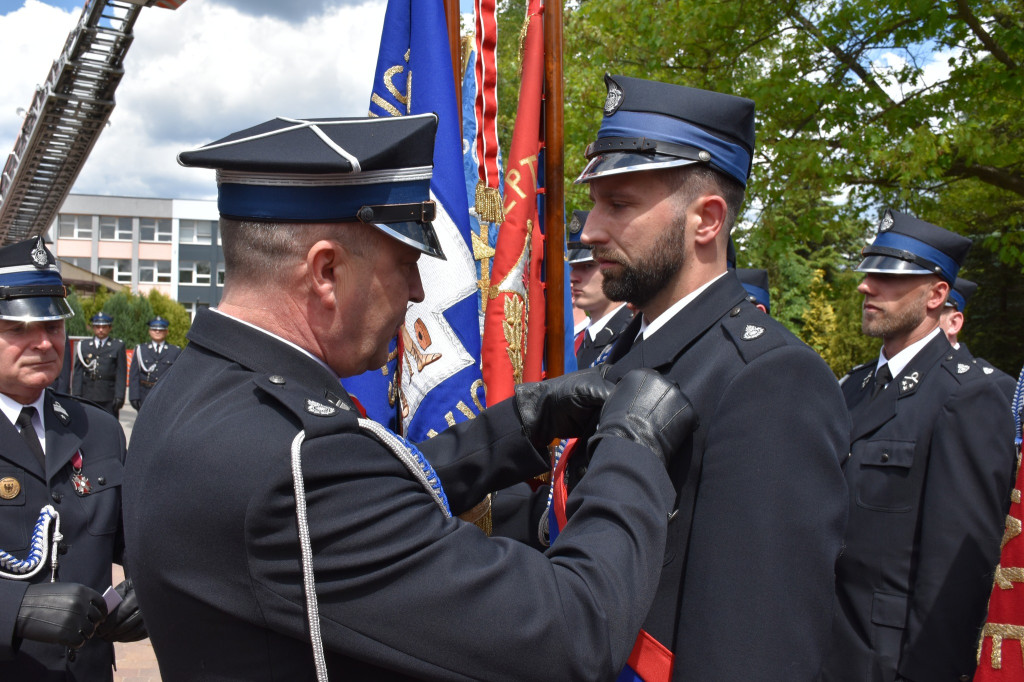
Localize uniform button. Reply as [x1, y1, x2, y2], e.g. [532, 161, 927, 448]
[578, 465, 588, 477]
[881, 452, 890, 462]
[97, 476, 106, 485]
[51, 491, 62, 503]
[846, 452, 852, 460]
[960, 676, 970, 681]
[269, 375, 286, 385]
[730, 307, 741, 317]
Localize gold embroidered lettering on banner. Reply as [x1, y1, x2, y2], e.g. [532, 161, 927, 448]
[369, 49, 411, 118]
[995, 564, 1024, 589]
[1004, 513, 1022, 549]
[473, 226, 496, 313]
[503, 295, 525, 385]
[979, 623, 1024, 668]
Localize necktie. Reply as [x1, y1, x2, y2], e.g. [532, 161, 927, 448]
[574, 331, 585, 354]
[16, 407, 45, 468]
[871, 364, 892, 399]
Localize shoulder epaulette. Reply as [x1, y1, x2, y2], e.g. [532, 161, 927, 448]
[720, 304, 788, 363]
[252, 373, 360, 439]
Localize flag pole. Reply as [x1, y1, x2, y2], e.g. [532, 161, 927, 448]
[443, 0, 462, 129]
[543, 0, 565, 378]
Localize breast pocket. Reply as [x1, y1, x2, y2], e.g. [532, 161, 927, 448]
[72, 459, 124, 536]
[854, 439, 916, 512]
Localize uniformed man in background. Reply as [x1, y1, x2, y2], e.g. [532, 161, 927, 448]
[822, 209, 1016, 682]
[549, 74, 850, 680]
[123, 113, 696, 680]
[128, 316, 181, 411]
[567, 210, 634, 368]
[939, 276, 1016, 401]
[735, 267, 771, 314]
[71, 312, 126, 417]
[0, 237, 145, 680]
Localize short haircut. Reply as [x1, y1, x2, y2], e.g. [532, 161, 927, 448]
[662, 165, 746, 233]
[219, 219, 373, 287]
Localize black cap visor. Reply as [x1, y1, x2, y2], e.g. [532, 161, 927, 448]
[575, 152, 698, 184]
[856, 254, 933, 277]
[0, 296, 74, 322]
[371, 221, 446, 260]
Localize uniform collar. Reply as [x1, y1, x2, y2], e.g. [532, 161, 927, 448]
[877, 326, 943, 378]
[587, 303, 628, 341]
[0, 391, 47, 452]
[210, 308, 339, 380]
[640, 271, 727, 341]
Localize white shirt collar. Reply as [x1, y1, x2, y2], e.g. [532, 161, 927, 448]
[587, 304, 628, 341]
[573, 318, 591, 337]
[1, 391, 48, 454]
[211, 308, 339, 379]
[876, 326, 943, 378]
[640, 272, 728, 340]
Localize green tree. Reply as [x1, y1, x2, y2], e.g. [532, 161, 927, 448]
[64, 288, 87, 337]
[146, 290, 191, 349]
[103, 291, 153, 347]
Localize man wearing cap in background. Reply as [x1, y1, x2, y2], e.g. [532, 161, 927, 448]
[562, 74, 850, 680]
[123, 114, 697, 679]
[0, 238, 145, 680]
[71, 312, 126, 418]
[736, 268, 771, 314]
[128, 316, 181, 411]
[940, 277, 1016, 401]
[822, 209, 1016, 682]
[568, 210, 634, 368]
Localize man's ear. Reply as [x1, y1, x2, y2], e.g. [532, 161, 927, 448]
[693, 194, 727, 246]
[307, 239, 345, 309]
[926, 279, 951, 312]
[947, 310, 964, 336]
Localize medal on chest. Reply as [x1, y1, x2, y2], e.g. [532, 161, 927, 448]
[70, 450, 91, 495]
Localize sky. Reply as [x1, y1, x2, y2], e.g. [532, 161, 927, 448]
[0, 0, 473, 201]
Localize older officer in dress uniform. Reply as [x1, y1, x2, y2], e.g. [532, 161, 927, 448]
[939, 277, 1016, 401]
[71, 313, 126, 418]
[821, 210, 1016, 682]
[736, 267, 771, 314]
[123, 113, 698, 680]
[568, 210, 634, 368]
[128, 317, 181, 411]
[0, 238, 145, 681]
[541, 74, 850, 680]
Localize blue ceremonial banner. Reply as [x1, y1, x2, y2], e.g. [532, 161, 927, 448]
[342, 0, 485, 440]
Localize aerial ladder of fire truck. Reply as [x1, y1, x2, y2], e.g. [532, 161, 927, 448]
[0, 0, 187, 245]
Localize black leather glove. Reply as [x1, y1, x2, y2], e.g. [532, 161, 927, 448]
[589, 368, 698, 468]
[15, 582, 107, 649]
[514, 366, 614, 449]
[115, 399, 125, 411]
[130, 400, 141, 411]
[96, 579, 147, 642]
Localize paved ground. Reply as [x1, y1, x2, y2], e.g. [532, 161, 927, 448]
[113, 404, 162, 681]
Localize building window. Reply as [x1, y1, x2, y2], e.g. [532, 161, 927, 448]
[138, 259, 171, 284]
[184, 300, 209, 321]
[179, 260, 211, 285]
[58, 214, 92, 239]
[59, 257, 92, 271]
[179, 219, 214, 245]
[98, 258, 132, 284]
[99, 216, 133, 241]
[216, 263, 225, 286]
[140, 218, 172, 242]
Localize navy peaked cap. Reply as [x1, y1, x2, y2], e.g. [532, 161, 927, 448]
[0, 237, 72, 321]
[91, 312, 113, 325]
[736, 268, 770, 313]
[566, 210, 593, 264]
[857, 209, 971, 285]
[178, 114, 445, 259]
[577, 74, 756, 186]
[946, 277, 978, 311]
[148, 316, 170, 329]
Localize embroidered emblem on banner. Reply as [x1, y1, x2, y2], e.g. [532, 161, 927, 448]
[743, 325, 764, 340]
[305, 399, 337, 417]
[957, 363, 970, 374]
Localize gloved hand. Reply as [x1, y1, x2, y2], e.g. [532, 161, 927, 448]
[115, 399, 125, 412]
[96, 579, 147, 642]
[589, 368, 697, 468]
[514, 366, 614, 449]
[15, 582, 107, 649]
[130, 400, 141, 411]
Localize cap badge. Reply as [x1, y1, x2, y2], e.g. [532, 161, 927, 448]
[957, 363, 970, 374]
[0, 477, 20, 500]
[568, 214, 582, 235]
[879, 210, 894, 233]
[305, 399, 337, 417]
[31, 237, 48, 268]
[899, 371, 920, 393]
[604, 81, 624, 116]
[742, 324, 764, 340]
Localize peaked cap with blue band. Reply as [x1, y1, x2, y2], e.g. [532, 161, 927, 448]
[177, 114, 445, 260]
[856, 209, 971, 285]
[91, 312, 113, 325]
[566, 210, 593, 264]
[946, 277, 978, 311]
[736, 268, 771, 313]
[0, 237, 73, 322]
[147, 316, 170, 330]
[576, 74, 756, 187]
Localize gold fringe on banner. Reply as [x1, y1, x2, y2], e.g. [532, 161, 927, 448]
[458, 494, 493, 536]
[475, 182, 506, 224]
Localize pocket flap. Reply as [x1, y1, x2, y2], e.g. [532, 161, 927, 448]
[871, 591, 908, 628]
[854, 439, 915, 469]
